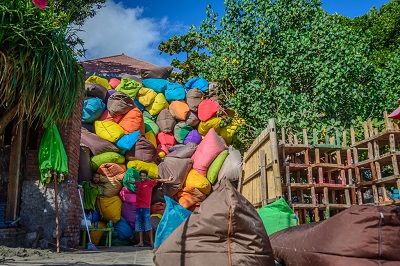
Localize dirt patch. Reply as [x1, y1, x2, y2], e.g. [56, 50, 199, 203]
[0, 246, 51, 263]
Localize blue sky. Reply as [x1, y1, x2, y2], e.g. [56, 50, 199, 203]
[78, 0, 390, 65]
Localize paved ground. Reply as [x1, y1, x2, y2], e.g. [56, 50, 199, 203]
[0, 246, 155, 266]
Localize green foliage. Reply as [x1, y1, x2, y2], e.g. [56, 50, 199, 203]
[53, 0, 106, 26]
[159, 0, 400, 150]
[0, 0, 84, 127]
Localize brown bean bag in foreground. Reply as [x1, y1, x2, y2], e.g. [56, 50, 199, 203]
[270, 205, 400, 266]
[154, 178, 275, 266]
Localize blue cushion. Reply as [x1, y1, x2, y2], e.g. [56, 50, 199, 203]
[116, 130, 141, 154]
[114, 216, 135, 240]
[165, 82, 186, 103]
[185, 77, 209, 93]
[142, 78, 168, 93]
[82, 97, 106, 123]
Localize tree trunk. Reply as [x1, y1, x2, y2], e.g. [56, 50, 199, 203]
[0, 104, 19, 136]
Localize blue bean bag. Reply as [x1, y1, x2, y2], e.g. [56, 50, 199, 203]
[82, 97, 106, 123]
[165, 82, 186, 103]
[184, 77, 208, 93]
[116, 130, 141, 154]
[154, 196, 191, 248]
[134, 98, 145, 112]
[114, 216, 135, 240]
[142, 78, 168, 93]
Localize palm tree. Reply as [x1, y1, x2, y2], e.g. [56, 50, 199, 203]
[0, 0, 84, 134]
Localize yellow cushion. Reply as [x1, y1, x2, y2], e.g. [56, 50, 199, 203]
[145, 93, 169, 116]
[86, 76, 112, 90]
[94, 120, 125, 143]
[127, 160, 158, 179]
[137, 87, 157, 107]
[185, 169, 211, 195]
[197, 117, 222, 136]
[99, 196, 122, 224]
[144, 131, 157, 148]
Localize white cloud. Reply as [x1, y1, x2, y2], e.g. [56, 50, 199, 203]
[77, 1, 172, 65]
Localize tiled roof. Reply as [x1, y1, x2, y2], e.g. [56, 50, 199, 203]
[80, 54, 158, 77]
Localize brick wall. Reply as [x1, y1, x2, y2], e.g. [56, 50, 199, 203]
[0, 228, 26, 247]
[21, 93, 83, 248]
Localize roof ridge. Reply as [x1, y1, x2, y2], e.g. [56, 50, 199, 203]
[81, 53, 159, 67]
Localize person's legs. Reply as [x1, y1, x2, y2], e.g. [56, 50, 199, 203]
[143, 208, 153, 247]
[135, 208, 145, 247]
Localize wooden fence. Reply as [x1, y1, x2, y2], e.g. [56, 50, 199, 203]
[239, 118, 281, 208]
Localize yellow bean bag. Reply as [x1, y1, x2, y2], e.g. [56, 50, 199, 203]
[127, 160, 158, 179]
[99, 195, 122, 224]
[89, 220, 108, 245]
[185, 169, 211, 195]
[197, 117, 222, 136]
[145, 93, 169, 116]
[86, 76, 112, 90]
[137, 87, 157, 107]
[94, 120, 125, 143]
[145, 130, 157, 148]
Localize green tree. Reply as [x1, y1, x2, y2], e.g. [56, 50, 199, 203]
[0, 0, 84, 134]
[53, 0, 106, 26]
[160, 0, 399, 149]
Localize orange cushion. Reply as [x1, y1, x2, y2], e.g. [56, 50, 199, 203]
[169, 100, 190, 121]
[118, 107, 145, 134]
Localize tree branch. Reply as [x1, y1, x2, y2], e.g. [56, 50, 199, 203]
[0, 104, 19, 136]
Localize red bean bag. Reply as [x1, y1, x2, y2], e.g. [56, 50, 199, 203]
[197, 99, 221, 122]
[157, 132, 177, 147]
[98, 110, 123, 123]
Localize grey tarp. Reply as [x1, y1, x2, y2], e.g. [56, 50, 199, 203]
[270, 205, 400, 266]
[154, 178, 275, 266]
[218, 146, 242, 182]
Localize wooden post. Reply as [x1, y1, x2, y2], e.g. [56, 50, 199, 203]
[53, 173, 60, 253]
[269, 119, 282, 197]
[345, 189, 351, 206]
[260, 150, 268, 206]
[285, 164, 291, 205]
[6, 121, 24, 220]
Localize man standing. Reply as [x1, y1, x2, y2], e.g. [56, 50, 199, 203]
[133, 170, 172, 247]
[80, 172, 102, 221]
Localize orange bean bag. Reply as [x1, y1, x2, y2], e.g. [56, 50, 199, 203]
[97, 163, 127, 181]
[169, 100, 190, 121]
[118, 107, 145, 134]
[177, 187, 206, 209]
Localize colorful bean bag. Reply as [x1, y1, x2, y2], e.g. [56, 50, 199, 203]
[126, 135, 157, 163]
[105, 89, 116, 104]
[118, 108, 145, 134]
[218, 146, 242, 182]
[220, 125, 237, 146]
[90, 220, 107, 245]
[185, 169, 211, 195]
[137, 87, 157, 107]
[157, 132, 177, 147]
[174, 122, 193, 144]
[127, 160, 158, 179]
[166, 142, 197, 159]
[114, 216, 135, 239]
[85, 83, 108, 101]
[98, 175, 123, 197]
[144, 115, 160, 135]
[134, 98, 145, 112]
[184, 77, 209, 93]
[94, 120, 125, 143]
[191, 128, 227, 176]
[156, 109, 176, 133]
[151, 202, 166, 215]
[184, 130, 202, 145]
[82, 97, 106, 123]
[109, 78, 121, 89]
[207, 150, 229, 184]
[141, 66, 173, 80]
[98, 110, 123, 123]
[153, 178, 274, 266]
[115, 78, 142, 99]
[185, 111, 200, 127]
[78, 145, 92, 183]
[121, 203, 136, 229]
[145, 93, 169, 116]
[157, 144, 170, 155]
[86, 75, 112, 90]
[99, 195, 122, 224]
[165, 82, 186, 103]
[145, 131, 157, 148]
[186, 88, 203, 112]
[142, 78, 168, 93]
[80, 128, 120, 156]
[119, 187, 137, 206]
[122, 168, 140, 193]
[97, 163, 127, 181]
[197, 117, 222, 136]
[121, 73, 142, 83]
[115, 130, 141, 154]
[169, 100, 190, 121]
[107, 91, 135, 117]
[177, 186, 206, 209]
[158, 157, 193, 197]
[91, 152, 125, 170]
[198, 99, 221, 122]
[154, 196, 191, 248]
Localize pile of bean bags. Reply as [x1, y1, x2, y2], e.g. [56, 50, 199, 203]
[79, 66, 244, 245]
